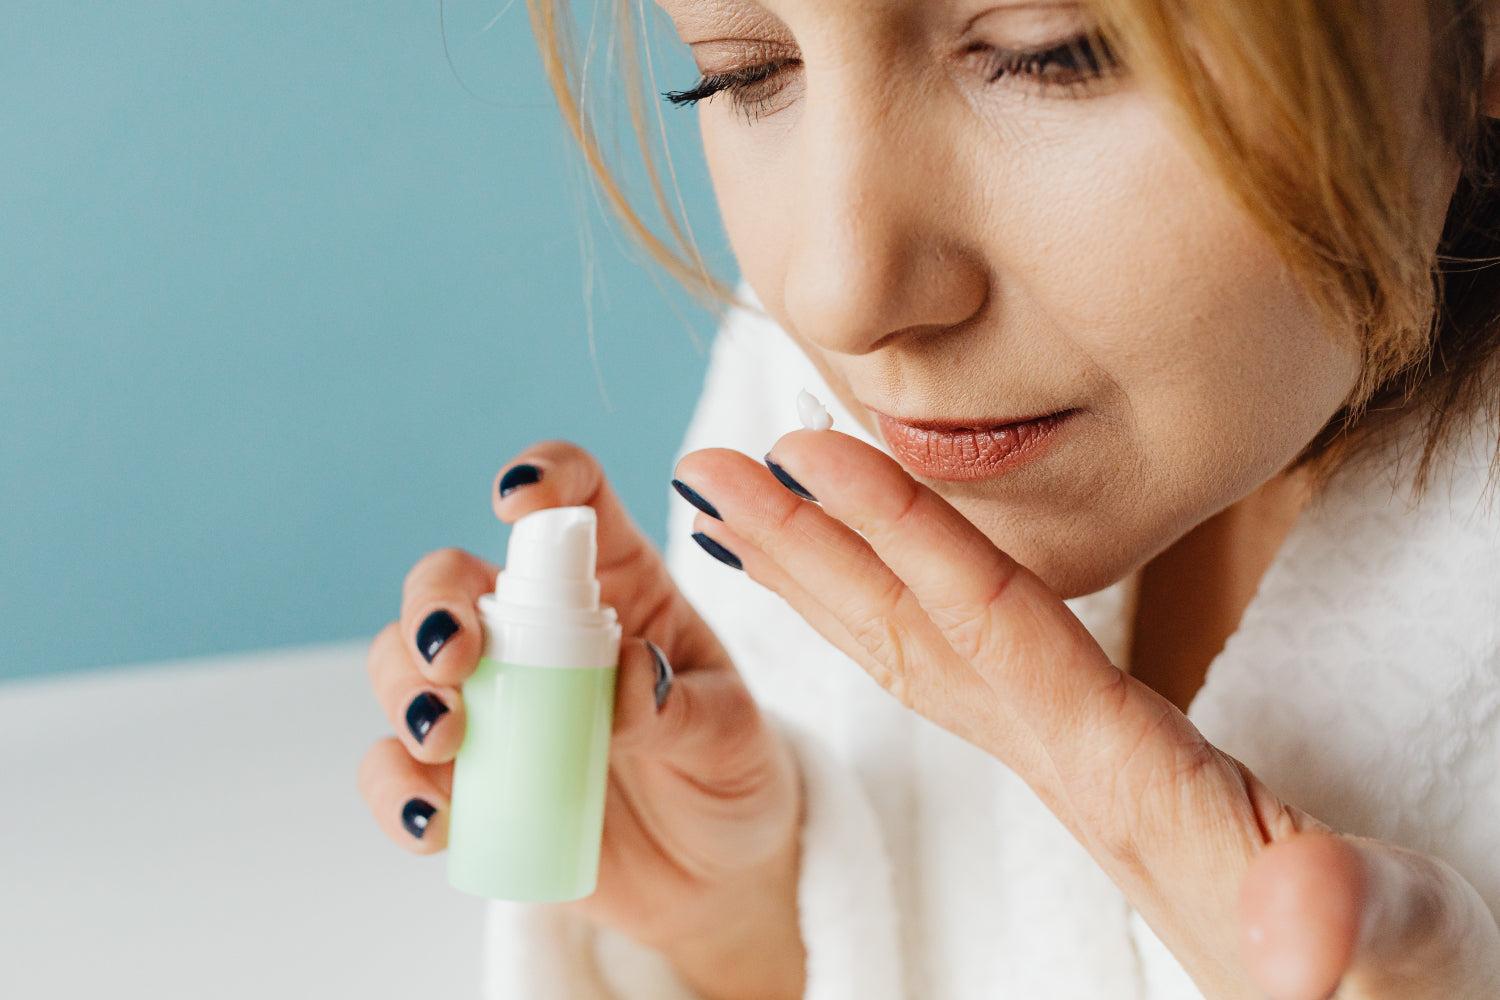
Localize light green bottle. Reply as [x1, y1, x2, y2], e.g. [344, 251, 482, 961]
[447, 505, 622, 902]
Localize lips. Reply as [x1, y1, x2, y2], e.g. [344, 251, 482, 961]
[873, 408, 1072, 481]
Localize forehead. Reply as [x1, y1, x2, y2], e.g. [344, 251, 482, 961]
[653, 0, 921, 30]
[652, 0, 1075, 42]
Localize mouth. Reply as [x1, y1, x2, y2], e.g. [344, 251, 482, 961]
[870, 407, 1076, 482]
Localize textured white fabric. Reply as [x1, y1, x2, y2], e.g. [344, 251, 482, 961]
[481, 278, 1500, 998]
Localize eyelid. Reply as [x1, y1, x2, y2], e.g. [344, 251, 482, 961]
[688, 37, 797, 75]
[664, 23, 1121, 116]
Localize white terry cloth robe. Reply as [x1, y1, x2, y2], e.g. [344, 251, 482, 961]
[479, 278, 1500, 999]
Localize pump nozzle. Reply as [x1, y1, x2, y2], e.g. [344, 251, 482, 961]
[493, 505, 602, 612]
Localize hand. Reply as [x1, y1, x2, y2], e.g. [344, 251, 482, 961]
[673, 429, 1500, 999]
[357, 441, 806, 999]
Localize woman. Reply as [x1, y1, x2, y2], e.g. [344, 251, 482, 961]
[357, 0, 1500, 996]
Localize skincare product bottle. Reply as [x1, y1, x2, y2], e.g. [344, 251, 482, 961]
[446, 504, 622, 902]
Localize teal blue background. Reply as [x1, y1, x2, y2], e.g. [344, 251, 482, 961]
[1, 2, 732, 681]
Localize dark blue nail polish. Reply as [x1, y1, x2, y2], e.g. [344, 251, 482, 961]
[416, 609, 460, 664]
[402, 798, 436, 839]
[405, 691, 450, 744]
[646, 639, 674, 712]
[691, 531, 743, 571]
[764, 455, 816, 502]
[671, 478, 722, 521]
[499, 463, 542, 498]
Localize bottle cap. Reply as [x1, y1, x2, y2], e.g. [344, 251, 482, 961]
[493, 505, 602, 612]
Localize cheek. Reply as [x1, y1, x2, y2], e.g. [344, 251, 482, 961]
[701, 115, 790, 297]
[996, 96, 1363, 501]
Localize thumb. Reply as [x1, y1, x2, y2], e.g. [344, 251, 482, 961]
[1240, 832, 1500, 999]
[609, 638, 761, 774]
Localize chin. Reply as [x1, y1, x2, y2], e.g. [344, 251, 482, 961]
[960, 506, 1154, 602]
[1018, 545, 1142, 601]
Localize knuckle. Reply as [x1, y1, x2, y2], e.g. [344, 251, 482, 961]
[884, 479, 925, 533]
[928, 582, 1009, 665]
[1074, 666, 1136, 744]
[1231, 756, 1308, 843]
[845, 605, 916, 706]
[1068, 694, 1188, 867]
[769, 492, 809, 537]
[758, 491, 832, 557]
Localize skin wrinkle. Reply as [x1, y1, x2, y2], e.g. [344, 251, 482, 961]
[678, 0, 1467, 602]
[631, 6, 1500, 994]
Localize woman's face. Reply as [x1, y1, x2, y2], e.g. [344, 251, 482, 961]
[658, 0, 1458, 597]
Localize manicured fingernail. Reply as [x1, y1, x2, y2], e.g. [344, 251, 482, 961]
[691, 531, 743, 571]
[645, 639, 673, 712]
[764, 455, 816, 501]
[401, 798, 436, 839]
[405, 691, 450, 744]
[499, 463, 542, 498]
[671, 478, 722, 521]
[416, 609, 460, 664]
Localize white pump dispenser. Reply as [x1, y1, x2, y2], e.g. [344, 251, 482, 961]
[447, 504, 622, 902]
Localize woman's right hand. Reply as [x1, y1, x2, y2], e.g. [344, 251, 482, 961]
[357, 440, 806, 997]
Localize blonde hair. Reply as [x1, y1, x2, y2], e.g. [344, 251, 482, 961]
[525, 0, 1500, 493]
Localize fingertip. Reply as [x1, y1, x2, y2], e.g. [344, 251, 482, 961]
[1240, 833, 1362, 1000]
[402, 687, 466, 764]
[400, 796, 449, 854]
[410, 604, 482, 685]
[493, 460, 548, 520]
[358, 737, 453, 854]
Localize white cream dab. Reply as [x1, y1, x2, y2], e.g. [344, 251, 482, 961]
[797, 388, 834, 431]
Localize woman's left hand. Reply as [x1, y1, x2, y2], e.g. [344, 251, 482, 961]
[674, 428, 1500, 1000]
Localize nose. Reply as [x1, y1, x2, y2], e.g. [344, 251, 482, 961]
[780, 72, 989, 356]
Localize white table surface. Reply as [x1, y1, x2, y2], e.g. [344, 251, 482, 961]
[0, 641, 489, 998]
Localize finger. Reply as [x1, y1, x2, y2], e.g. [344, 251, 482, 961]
[1239, 832, 1362, 1000]
[722, 430, 1173, 777]
[1243, 833, 1500, 1000]
[673, 442, 1108, 766]
[400, 547, 498, 686]
[687, 513, 919, 690]
[357, 737, 454, 855]
[677, 472, 1008, 751]
[610, 634, 765, 777]
[366, 621, 467, 763]
[493, 439, 726, 672]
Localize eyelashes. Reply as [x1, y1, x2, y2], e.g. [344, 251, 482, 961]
[978, 28, 1119, 87]
[661, 29, 1122, 120]
[662, 59, 796, 112]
